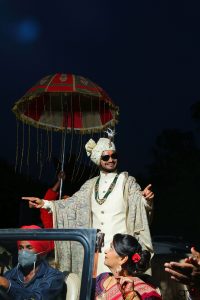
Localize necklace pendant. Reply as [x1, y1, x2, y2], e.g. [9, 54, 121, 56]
[95, 174, 119, 205]
[97, 198, 106, 205]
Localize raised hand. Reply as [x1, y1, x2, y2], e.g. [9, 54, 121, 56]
[115, 275, 134, 291]
[164, 261, 194, 284]
[57, 170, 66, 182]
[22, 197, 44, 209]
[190, 247, 200, 264]
[142, 184, 154, 201]
[114, 276, 139, 299]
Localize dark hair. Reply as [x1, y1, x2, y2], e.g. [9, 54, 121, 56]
[113, 233, 151, 275]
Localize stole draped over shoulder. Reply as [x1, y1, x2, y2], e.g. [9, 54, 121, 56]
[51, 172, 153, 275]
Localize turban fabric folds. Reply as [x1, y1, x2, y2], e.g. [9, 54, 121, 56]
[17, 225, 52, 254]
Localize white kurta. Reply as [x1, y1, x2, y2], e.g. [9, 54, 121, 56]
[92, 171, 127, 274]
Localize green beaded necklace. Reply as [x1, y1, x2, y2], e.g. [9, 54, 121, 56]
[94, 174, 119, 205]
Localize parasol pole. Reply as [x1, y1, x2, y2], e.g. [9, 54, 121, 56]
[59, 130, 67, 199]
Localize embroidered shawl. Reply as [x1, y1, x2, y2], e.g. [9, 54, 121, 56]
[51, 172, 153, 275]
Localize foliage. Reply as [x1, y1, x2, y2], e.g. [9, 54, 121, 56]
[147, 129, 200, 242]
[0, 159, 46, 228]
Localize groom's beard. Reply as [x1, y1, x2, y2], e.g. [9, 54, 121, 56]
[99, 166, 118, 173]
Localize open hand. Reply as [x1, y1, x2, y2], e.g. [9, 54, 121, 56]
[164, 261, 194, 284]
[165, 246, 200, 289]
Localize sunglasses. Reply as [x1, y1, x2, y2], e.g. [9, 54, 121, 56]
[101, 153, 118, 161]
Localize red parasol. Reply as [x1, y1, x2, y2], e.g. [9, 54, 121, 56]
[12, 73, 119, 133]
[12, 74, 119, 194]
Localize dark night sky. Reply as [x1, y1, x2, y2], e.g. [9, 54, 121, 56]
[1, 0, 200, 176]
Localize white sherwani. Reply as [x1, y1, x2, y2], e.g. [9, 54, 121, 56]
[43, 171, 153, 276]
[92, 172, 127, 274]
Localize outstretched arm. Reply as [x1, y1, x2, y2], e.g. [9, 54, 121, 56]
[165, 247, 200, 299]
[164, 261, 196, 285]
[22, 197, 45, 209]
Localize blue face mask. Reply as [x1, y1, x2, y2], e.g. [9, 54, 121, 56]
[18, 250, 37, 268]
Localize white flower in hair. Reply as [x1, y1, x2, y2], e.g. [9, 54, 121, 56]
[85, 139, 96, 157]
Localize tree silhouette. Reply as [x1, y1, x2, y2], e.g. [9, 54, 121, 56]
[191, 101, 200, 123]
[148, 129, 200, 243]
[0, 159, 46, 228]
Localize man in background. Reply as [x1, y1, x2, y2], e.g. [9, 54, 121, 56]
[0, 225, 64, 300]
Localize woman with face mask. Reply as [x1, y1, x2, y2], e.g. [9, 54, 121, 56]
[0, 225, 64, 300]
